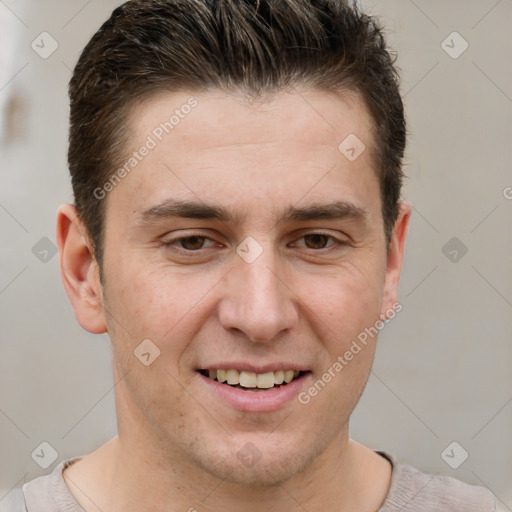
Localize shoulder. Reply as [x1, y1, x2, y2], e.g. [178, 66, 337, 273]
[377, 451, 496, 512]
[17, 458, 84, 512]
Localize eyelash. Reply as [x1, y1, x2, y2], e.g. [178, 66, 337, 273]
[161, 232, 347, 253]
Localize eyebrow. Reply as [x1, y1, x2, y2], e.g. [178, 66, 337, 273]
[134, 198, 369, 227]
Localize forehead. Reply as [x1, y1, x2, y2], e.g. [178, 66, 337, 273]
[106, 88, 380, 227]
[128, 88, 374, 159]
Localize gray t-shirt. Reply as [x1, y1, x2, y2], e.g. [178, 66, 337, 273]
[3, 451, 496, 511]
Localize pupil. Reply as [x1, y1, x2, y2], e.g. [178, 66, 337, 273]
[182, 236, 204, 250]
[305, 234, 328, 249]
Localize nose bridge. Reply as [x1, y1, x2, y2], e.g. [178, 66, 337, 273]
[218, 240, 297, 342]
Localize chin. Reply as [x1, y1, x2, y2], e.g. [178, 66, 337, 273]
[196, 452, 307, 487]
[184, 430, 329, 488]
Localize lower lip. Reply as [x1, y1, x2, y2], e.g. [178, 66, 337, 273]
[197, 372, 312, 412]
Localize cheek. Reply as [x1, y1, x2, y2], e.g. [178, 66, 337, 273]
[108, 263, 182, 329]
[301, 265, 384, 342]
[298, 273, 381, 418]
[104, 262, 219, 368]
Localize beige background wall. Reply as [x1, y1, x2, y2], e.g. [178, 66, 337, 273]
[1, 0, 511, 508]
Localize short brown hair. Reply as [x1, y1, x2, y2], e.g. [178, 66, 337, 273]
[69, 0, 406, 270]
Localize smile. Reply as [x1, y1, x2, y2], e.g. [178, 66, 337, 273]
[198, 369, 304, 391]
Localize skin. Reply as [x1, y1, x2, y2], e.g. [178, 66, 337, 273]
[57, 88, 411, 512]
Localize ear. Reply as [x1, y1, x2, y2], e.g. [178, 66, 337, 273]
[56, 204, 107, 334]
[380, 200, 411, 319]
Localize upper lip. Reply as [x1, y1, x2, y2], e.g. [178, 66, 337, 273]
[197, 363, 309, 373]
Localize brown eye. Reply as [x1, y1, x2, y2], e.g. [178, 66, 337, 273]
[292, 232, 347, 253]
[177, 236, 207, 250]
[303, 234, 331, 249]
[161, 232, 219, 255]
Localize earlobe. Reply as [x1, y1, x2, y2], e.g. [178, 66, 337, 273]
[380, 200, 411, 319]
[56, 204, 107, 334]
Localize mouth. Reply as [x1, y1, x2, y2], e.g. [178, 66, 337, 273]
[197, 369, 308, 392]
[196, 367, 313, 412]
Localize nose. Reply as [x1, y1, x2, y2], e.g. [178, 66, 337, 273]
[218, 243, 299, 343]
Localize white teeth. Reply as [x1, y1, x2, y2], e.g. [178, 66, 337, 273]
[256, 372, 275, 389]
[239, 371, 257, 388]
[274, 370, 284, 385]
[226, 369, 239, 385]
[206, 368, 303, 388]
[283, 370, 294, 383]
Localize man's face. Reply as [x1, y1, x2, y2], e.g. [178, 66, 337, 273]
[98, 89, 404, 485]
